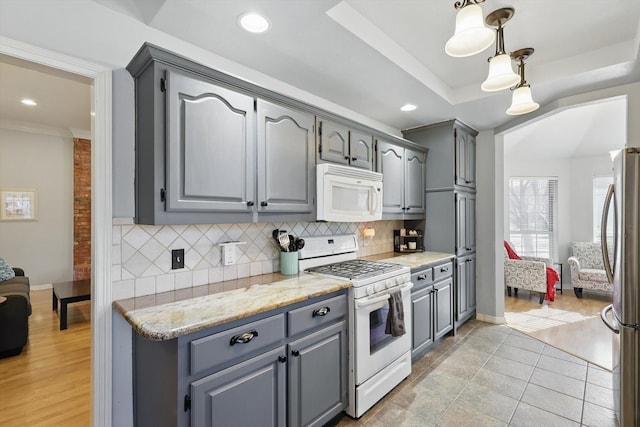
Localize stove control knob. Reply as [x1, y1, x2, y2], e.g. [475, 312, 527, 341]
[396, 276, 404, 285]
[375, 282, 386, 293]
[386, 279, 395, 288]
[366, 285, 375, 296]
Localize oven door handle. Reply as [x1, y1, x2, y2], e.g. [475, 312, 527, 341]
[355, 282, 413, 308]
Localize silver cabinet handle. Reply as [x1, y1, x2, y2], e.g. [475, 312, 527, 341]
[417, 274, 427, 280]
[229, 330, 259, 345]
[600, 305, 619, 334]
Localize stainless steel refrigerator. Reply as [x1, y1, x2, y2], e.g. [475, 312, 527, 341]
[600, 147, 640, 427]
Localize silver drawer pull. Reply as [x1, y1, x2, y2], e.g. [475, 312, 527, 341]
[312, 307, 331, 317]
[230, 330, 259, 345]
[417, 274, 428, 280]
[440, 267, 448, 272]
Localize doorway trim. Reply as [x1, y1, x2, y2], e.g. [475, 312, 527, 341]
[0, 36, 113, 426]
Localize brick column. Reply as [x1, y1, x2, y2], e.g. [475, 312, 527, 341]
[74, 138, 91, 280]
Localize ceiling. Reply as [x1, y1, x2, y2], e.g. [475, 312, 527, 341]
[0, 0, 638, 153]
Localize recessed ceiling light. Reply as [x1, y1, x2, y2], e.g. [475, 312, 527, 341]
[239, 12, 270, 33]
[21, 98, 37, 106]
[400, 104, 417, 112]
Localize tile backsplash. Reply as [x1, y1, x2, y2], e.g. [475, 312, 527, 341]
[112, 220, 402, 300]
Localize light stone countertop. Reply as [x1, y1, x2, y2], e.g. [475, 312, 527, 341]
[362, 251, 455, 270]
[112, 273, 351, 341]
[113, 251, 454, 341]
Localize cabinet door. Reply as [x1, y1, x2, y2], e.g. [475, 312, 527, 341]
[411, 286, 434, 357]
[455, 127, 468, 187]
[257, 100, 315, 213]
[456, 258, 468, 321]
[466, 194, 476, 253]
[404, 149, 425, 214]
[190, 346, 286, 427]
[434, 278, 453, 340]
[466, 256, 476, 312]
[466, 135, 476, 188]
[377, 140, 405, 214]
[318, 119, 349, 166]
[288, 321, 347, 427]
[166, 70, 255, 212]
[455, 193, 467, 256]
[349, 130, 375, 170]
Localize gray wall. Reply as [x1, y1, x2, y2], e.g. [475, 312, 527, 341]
[112, 68, 135, 218]
[0, 127, 73, 285]
[475, 130, 504, 323]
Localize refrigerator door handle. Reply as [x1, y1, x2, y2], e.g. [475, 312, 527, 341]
[600, 304, 620, 334]
[600, 184, 615, 284]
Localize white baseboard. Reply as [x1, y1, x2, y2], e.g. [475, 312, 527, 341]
[31, 283, 52, 291]
[476, 313, 506, 325]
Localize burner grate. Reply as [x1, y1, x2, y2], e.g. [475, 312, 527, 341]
[306, 259, 403, 280]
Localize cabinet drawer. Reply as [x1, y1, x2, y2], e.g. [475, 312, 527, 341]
[288, 295, 347, 337]
[411, 267, 433, 291]
[433, 261, 453, 281]
[190, 314, 285, 376]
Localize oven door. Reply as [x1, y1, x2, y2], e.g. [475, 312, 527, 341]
[353, 282, 412, 385]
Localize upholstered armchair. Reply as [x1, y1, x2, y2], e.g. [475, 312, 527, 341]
[504, 247, 551, 304]
[567, 242, 613, 298]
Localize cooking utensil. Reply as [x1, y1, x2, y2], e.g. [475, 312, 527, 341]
[295, 238, 305, 250]
[288, 235, 295, 251]
[278, 232, 290, 252]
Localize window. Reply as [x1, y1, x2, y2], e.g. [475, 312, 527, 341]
[593, 175, 614, 242]
[508, 177, 558, 261]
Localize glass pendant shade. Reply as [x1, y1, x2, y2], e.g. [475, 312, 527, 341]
[481, 53, 520, 92]
[445, 4, 495, 57]
[506, 85, 540, 115]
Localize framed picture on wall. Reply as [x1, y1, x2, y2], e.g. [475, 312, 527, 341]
[0, 188, 38, 221]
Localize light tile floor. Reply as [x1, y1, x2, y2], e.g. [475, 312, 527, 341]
[331, 319, 618, 427]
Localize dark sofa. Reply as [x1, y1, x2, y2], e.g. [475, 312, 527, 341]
[0, 268, 31, 358]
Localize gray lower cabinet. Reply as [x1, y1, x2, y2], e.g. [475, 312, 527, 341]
[411, 261, 454, 361]
[288, 321, 348, 427]
[317, 118, 374, 170]
[456, 254, 476, 325]
[191, 346, 286, 427]
[376, 140, 426, 219]
[133, 292, 347, 427]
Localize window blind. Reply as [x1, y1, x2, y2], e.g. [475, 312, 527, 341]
[593, 175, 614, 242]
[508, 177, 559, 261]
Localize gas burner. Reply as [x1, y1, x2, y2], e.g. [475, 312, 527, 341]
[306, 259, 404, 280]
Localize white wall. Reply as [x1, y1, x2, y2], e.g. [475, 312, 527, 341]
[570, 154, 614, 242]
[0, 126, 73, 285]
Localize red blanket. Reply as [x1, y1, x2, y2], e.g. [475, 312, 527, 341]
[504, 241, 558, 301]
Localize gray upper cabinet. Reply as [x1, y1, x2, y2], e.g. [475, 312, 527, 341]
[257, 100, 315, 213]
[166, 70, 255, 213]
[403, 120, 477, 192]
[377, 140, 426, 218]
[317, 118, 374, 170]
[455, 125, 476, 189]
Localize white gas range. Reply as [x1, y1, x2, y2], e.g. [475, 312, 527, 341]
[298, 234, 412, 418]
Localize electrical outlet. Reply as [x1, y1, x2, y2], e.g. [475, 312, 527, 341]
[172, 249, 185, 269]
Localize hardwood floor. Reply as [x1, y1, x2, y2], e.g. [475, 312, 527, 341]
[504, 287, 614, 370]
[0, 289, 91, 426]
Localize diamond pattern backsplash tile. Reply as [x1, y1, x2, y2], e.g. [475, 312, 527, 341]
[111, 220, 403, 300]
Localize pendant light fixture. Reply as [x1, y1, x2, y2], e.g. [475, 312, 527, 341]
[445, 0, 495, 57]
[507, 48, 540, 115]
[481, 8, 520, 92]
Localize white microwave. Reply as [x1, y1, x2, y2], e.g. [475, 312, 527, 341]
[316, 163, 383, 222]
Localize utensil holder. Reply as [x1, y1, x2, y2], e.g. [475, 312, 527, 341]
[280, 251, 299, 275]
